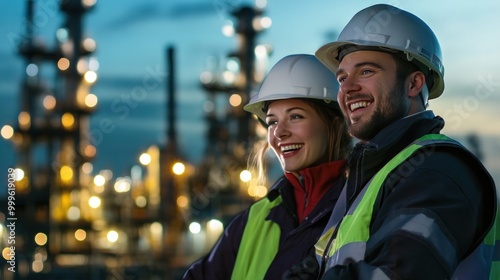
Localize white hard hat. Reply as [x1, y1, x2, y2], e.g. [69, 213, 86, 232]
[244, 54, 339, 122]
[316, 4, 444, 100]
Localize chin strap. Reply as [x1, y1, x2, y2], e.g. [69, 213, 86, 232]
[420, 84, 429, 108]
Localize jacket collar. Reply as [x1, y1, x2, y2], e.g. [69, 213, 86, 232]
[368, 111, 442, 150]
[346, 111, 444, 201]
[267, 161, 346, 200]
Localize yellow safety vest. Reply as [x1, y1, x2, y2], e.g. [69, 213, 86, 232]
[316, 134, 499, 279]
[231, 196, 282, 279]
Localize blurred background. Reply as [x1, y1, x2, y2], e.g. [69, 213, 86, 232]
[0, 0, 499, 279]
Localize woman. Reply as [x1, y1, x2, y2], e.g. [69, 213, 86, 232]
[182, 54, 351, 279]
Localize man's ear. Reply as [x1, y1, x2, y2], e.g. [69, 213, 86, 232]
[408, 71, 426, 98]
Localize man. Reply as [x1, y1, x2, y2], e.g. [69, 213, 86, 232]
[313, 4, 498, 280]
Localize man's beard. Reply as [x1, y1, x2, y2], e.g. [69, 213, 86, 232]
[348, 79, 408, 141]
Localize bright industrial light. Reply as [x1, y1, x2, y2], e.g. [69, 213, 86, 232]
[82, 37, 96, 52]
[84, 93, 98, 108]
[82, 0, 96, 8]
[253, 16, 272, 31]
[60, 165, 74, 183]
[255, 0, 267, 9]
[229, 94, 242, 107]
[135, 196, 147, 207]
[32, 260, 43, 273]
[150, 222, 162, 235]
[89, 57, 99, 71]
[67, 206, 81, 221]
[77, 59, 88, 74]
[43, 95, 57, 110]
[61, 113, 75, 129]
[260, 16, 272, 29]
[248, 185, 268, 198]
[226, 59, 239, 72]
[34, 233, 48, 246]
[221, 70, 236, 84]
[57, 58, 70, 71]
[82, 162, 93, 174]
[200, 71, 214, 84]
[84, 71, 97, 83]
[93, 174, 106, 186]
[18, 111, 31, 129]
[208, 219, 223, 233]
[239, 170, 252, 182]
[189, 222, 201, 234]
[172, 162, 185, 175]
[100, 169, 113, 180]
[56, 28, 69, 42]
[88, 196, 101, 208]
[107, 230, 119, 243]
[222, 21, 234, 37]
[26, 63, 38, 76]
[114, 177, 131, 193]
[14, 168, 24, 181]
[255, 44, 268, 57]
[1, 125, 14, 139]
[176, 195, 188, 208]
[75, 229, 86, 241]
[83, 144, 96, 158]
[2, 247, 12, 260]
[139, 153, 151, 165]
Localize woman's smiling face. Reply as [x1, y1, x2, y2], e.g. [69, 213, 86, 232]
[266, 99, 329, 174]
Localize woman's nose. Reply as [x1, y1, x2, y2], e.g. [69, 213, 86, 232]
[273, 121, 290, 139]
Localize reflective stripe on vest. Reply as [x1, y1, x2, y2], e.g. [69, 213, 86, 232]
[231, 196, 282, 280]
[318, 134, 499, 279]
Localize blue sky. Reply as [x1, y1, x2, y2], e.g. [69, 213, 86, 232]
[1, 0, 500, 189]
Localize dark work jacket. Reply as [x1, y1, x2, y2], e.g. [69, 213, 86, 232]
[182, 163, 346, 280]
[322, 111, 497, 280]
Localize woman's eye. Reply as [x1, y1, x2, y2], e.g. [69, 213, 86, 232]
[290, 114, 303, 120]
[266, 120, 277, 126]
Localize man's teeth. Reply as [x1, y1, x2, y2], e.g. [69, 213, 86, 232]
[281, 144, 303, 152]
[350, 101, 371, 111]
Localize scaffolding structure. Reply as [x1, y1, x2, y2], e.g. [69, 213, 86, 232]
[0, 2, 271, 280]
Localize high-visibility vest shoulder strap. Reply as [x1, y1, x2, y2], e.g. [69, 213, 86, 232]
[329, 134, 456, 258]
[322, 133, 499, 279]
[315, 134, 453, 264]
[232, 195, 282, 280]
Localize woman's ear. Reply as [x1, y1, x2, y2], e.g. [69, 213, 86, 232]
[407, 71, 426, 98]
